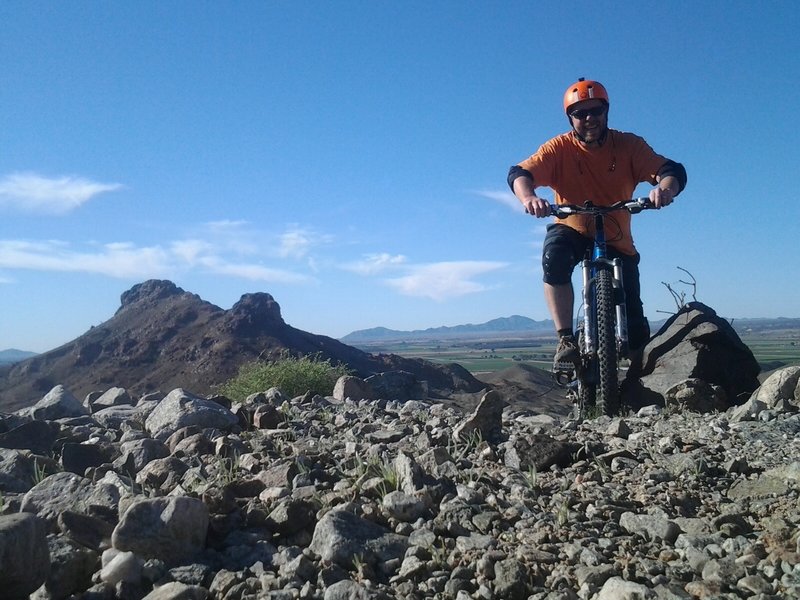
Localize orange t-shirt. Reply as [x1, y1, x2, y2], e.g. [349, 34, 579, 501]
[517, 129, 667, 255]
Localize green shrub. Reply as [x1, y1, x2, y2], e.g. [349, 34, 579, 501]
[219, 352, 351, 401]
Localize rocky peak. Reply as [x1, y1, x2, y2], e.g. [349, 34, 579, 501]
[226, 292, 285, 335]
[118, 279, 188, 310]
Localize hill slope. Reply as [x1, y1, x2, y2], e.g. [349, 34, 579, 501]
[0, 280, 484, 412]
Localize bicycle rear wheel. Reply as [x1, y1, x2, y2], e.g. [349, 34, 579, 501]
[595, 268, 619, 415]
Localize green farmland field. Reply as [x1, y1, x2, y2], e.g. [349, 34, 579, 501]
[359, 332, 800, 377]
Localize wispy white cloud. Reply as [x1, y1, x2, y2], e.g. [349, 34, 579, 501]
[342, 251, 508, 300]
[173, 222, 331, 263]
[170, 239, 213, 264]
[384, 260, 507, 301]
[205, 219, 249, 231]
[0, 216, 333, 286]
[191, 221, 259, 256]
[341, 253, 407, 275]
[0, 172, 123, 214]
[0, 240, 171, 278]
[275, 226, 335, 260]
[473, 189, 525, 213]
[196, 255, 310, 283]
[0, 238, 310, 284]
[278, 228, 313, 259]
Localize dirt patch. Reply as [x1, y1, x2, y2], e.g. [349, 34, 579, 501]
[477, 363, 572, 416]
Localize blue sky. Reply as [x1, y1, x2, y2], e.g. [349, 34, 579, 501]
[1, 1, 798, 352]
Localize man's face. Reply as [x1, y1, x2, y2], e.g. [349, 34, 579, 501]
[568, 99, 608, 144]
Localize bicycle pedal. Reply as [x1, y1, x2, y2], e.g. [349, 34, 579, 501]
[552, 365, 578, 386]
[553, 360, 579, 372]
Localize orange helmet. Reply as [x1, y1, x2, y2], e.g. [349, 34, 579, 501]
[563, 78, 609, 114]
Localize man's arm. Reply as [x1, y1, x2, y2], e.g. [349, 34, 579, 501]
[657, 160, 687, 193]
[507, 165, 551, 218]
[651, 160, 687, 208]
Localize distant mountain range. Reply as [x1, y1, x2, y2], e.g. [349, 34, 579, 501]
[340, 314, 800, 344]
[0, 348, 38, 366]
[340, 315, 554, 343]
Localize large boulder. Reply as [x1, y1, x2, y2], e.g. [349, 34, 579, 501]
[111, 496, 209, 563]
[0, 419, 61, 454]
[145, 388, 239, 441]
[20, 472, 121, 530]
[38, 535, 98, 600]
[730, 366, 800, 422]
[453, 389, 506, 444]
[30, 385, 89, 421]
[365, 370, 427, 402]
[0, 513, 51, 599]
[332, 375, 376, 403]
[0, 448, 37, 493]
[750, 365, 800, 409]
[622, 302, 760, 410]
[309, 508, 408, 574]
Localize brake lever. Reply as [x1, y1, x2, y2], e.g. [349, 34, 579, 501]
[550, 205, 576, 218]
[627, 198, 653, 214]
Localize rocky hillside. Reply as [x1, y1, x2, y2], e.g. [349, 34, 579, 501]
[1, 366, 799, 599]
[0, 280, 484, 412]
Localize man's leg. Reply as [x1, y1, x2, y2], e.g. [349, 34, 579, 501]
[618, 251, 650, 352]
[544, 282, 574, 331]
[542, 225, 589, 366]
[546, 282, 581, 367]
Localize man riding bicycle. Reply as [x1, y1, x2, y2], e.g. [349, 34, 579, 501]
[508, 78, 687, 368]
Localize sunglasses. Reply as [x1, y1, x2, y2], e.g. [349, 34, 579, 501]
[569, 105, 607, 120]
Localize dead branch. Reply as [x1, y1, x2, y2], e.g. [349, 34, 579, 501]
[659, 266, 698, 313]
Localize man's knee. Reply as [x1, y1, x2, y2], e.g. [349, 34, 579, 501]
[542, 225, 586, 285]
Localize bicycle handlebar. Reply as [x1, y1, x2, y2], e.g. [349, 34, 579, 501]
[549, 198, 654, 218]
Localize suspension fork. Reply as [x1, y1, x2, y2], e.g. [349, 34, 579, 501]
[581, 207, 608, 357]
[612, 258, 628, 350]
[582, 256, 620, 355]
[580, 258, 594, 355]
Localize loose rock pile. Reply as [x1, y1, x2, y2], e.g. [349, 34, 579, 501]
[1, 367, 799, 600]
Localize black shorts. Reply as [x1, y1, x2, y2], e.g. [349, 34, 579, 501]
[542, 223, 639, 285]
[542, 224, 650, 347]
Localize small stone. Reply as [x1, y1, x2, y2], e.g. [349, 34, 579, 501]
[736, 575, 773, 595]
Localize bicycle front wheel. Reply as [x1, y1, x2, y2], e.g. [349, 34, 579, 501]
[595, 268, 619, 415]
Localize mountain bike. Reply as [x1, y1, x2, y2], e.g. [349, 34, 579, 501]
[550, 198, 655, 418]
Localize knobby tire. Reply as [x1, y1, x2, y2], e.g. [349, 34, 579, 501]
[595, 268, 619, 415]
